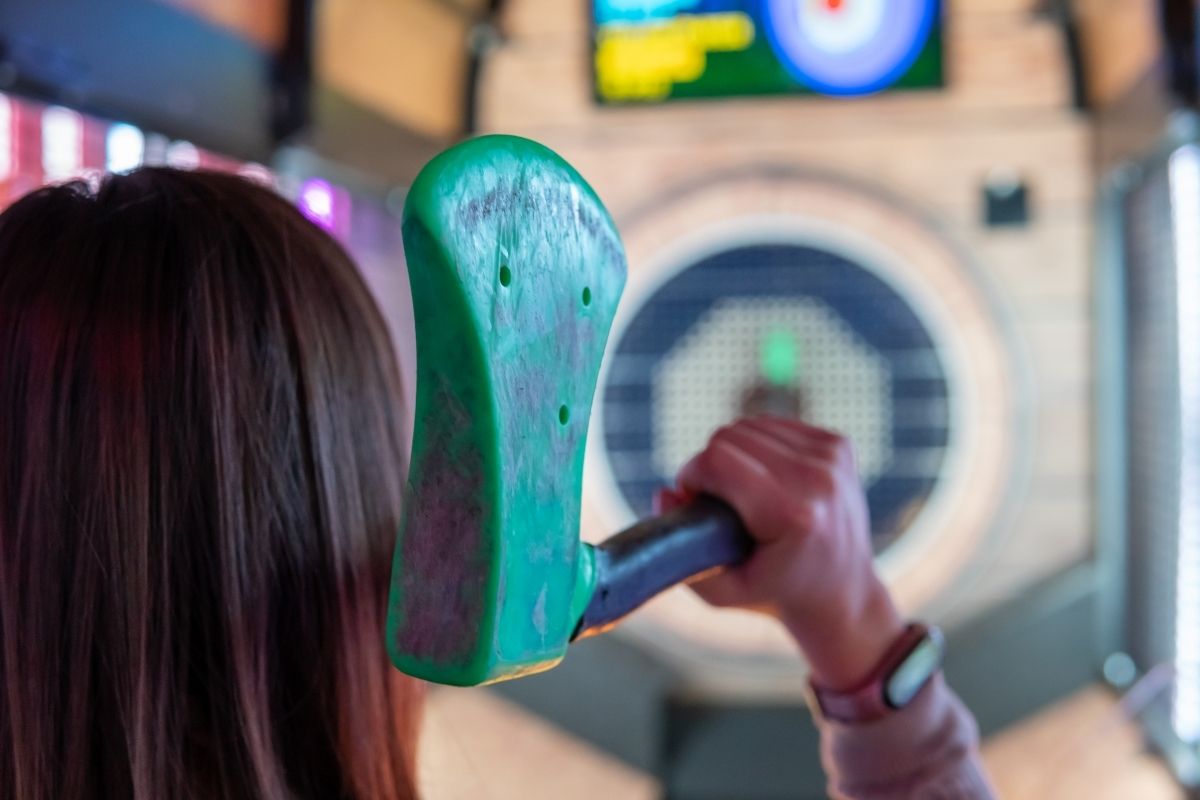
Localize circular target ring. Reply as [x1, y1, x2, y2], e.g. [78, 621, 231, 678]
[583, 171, 1021, 672]
[763, 0, 939, 96]
[601, 244, 950, 553]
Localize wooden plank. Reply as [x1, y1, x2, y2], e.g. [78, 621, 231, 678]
[419, 687, 659, 799]
[971, 221, 1092, 304]
[317, 0, 467, 138]
[982, 686, 1184, 800]
[946, 500, 1091, 625]
[510, 121, 1090, 240]
[1075, 0, 1160, 107]
[498, 0, 589, 39]
[952, 0, 1044, 13]
[1019, 311, 1092, 390]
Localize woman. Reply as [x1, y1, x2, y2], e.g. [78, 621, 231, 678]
[0, 168, 993, 798]
[0, 169, 419, 799]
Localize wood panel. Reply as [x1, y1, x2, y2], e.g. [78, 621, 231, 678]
[982, 686, 1184, 800]
[1074, 0, 1160, 108]
[482, 0, 1094, 675]
[565, 137, 1091, 653]
[581, 170, 1030, 652]
[317, 0, 468, 139]
[972, 220, 1091, 304]
[514, 122, 1090, 237]
[419, 687, 658, 799]
[417, 684, 1181, 799]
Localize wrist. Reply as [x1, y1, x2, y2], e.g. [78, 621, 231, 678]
[781, 576, 906, 691]
[807, 623, 945, 723]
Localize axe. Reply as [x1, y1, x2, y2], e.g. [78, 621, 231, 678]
[386, 135, 753, 686]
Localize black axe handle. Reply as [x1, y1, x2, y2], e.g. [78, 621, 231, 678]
[571, 495, 755, 640]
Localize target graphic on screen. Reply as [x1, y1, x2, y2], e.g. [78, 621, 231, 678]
[763, 0, 939, 96]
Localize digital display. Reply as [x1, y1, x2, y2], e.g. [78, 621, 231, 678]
[594, 0, 943, 103]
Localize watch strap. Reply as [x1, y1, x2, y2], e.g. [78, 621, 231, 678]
[809, 623, 943, 724]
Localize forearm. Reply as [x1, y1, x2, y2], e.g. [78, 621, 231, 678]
[779, 577, 995, 799]
[808, 674, 996, 800]
[672, 418, 995, 796]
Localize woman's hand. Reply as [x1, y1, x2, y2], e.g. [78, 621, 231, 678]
[657, 416, 905, 691]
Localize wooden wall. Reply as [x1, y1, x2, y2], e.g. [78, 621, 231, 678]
[477, 0, 1096, 662]
[1074, 0, 1160, 109]
[317, 0, 470, 141]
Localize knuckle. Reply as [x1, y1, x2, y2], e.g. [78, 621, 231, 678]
[816, 442, 840, 464]
[794, 459, 836, 491]
[805, 467, 837, 495]
[783, 499, 818, 532]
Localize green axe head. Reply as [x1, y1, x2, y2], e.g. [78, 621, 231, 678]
[386, 135, 625, 686]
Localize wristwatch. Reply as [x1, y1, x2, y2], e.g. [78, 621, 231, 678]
[808, 623, 945, 724]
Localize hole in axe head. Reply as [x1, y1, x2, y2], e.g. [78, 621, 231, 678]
[499, 264, 512, 287]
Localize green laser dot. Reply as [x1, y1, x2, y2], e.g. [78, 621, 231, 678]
[761, 329, 800, 386]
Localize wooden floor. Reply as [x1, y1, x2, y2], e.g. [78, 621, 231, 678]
[981, 686, 1184, 800]
[419, 687, 658, 800]
[418, 684, 1184, 799]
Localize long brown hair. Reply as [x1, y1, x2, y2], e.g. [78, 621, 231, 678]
[0, 168, 422, 798]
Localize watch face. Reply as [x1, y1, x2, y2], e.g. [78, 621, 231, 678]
[884, 627, 945, 709]
[763, 0, 939, 96]
[600, 243, 951, 552]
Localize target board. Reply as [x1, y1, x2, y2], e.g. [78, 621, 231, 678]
[581, 173, 1023, 689]
[599, 244, 949, 552]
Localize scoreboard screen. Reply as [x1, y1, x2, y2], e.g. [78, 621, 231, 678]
[593, 0, 943, 103]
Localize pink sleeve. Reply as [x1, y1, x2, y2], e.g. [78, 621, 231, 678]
[809, 673, 998, 800]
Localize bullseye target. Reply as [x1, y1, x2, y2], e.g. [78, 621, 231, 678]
[600, 245, 950, 552]
[763, 0, 939, 96]
[583, 174, 1021, 663]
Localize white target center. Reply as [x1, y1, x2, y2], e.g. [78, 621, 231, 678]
[651, 297, 894, 483]
[792, 0, 887, 56]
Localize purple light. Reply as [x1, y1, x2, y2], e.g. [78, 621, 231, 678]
[299, 178, 336, 231]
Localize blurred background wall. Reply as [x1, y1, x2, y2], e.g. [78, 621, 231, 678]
[0, 1, 1197, 797]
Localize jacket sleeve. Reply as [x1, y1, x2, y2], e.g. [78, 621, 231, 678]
[808, 673, 998, 800]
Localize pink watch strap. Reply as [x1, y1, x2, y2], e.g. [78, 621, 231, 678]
[809, 623, 939, 724]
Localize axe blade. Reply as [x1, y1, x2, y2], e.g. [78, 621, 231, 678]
[386, 135, 625, 686]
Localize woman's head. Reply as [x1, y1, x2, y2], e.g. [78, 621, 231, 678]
[0, 168, 421, 799]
